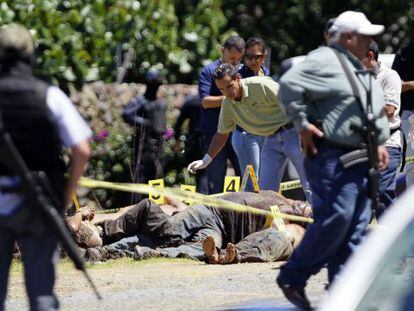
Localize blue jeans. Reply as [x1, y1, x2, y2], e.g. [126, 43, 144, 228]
[231, 130, 265, 192]
[0, 226, 59, 311]
[259, 127, 311, 202]
[278, 144, 372, 287]
[200, 132, 241, 194]
[378, 146, 401, 217]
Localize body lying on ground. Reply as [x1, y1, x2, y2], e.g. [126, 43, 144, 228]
[67, 191, 311, 264]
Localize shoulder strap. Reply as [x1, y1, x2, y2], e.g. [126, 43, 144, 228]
[331, 47, 362, 102]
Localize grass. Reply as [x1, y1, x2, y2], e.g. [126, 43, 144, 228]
[9, 257, 200, 275]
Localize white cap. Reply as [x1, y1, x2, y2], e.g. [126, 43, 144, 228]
[330, 11, 384, 36]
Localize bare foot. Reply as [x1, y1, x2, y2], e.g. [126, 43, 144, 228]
[222, 243, 236, 264]
[202, 236, 219, 264]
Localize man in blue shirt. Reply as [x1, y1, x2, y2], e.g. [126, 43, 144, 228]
[198, 35, 245, 194]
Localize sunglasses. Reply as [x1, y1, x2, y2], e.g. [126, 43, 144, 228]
[245, 53, 264, 61]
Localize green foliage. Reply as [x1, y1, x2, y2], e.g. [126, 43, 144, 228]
[222, 1, 414, 75]
[0, 0, 226, 88]
[2, 1, 412, 86]
[86, 123, 133, 208]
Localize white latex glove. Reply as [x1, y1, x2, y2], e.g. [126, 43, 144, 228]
[408, 115, 414, 149]
[187, 154, 212, 174]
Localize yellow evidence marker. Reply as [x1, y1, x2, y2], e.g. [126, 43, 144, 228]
[223, 176, 240, 193]
[148, 179, 166, 204]
[240, 165, 260, 192]
[180, 184, 196, 205]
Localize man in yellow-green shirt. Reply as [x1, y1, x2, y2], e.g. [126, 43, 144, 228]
[188, 63, 310, 201]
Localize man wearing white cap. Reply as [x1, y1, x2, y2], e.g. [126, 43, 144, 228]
[276, 11, 389, 309]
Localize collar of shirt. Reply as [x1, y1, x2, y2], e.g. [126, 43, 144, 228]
[330, 43, 364, 70]
[373, 61, 382, 78]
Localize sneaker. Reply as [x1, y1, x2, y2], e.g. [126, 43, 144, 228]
[276, 276, 312, 310]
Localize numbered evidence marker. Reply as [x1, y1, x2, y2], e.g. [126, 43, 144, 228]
[180, 184, 196, 206]
[264, 205, 286, 231]
[223, 176, 240, 193]
[240, 165, 260, 192]
[148, 179, 166, 204]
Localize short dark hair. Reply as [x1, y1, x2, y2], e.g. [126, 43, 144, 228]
[246, 37, 266, 53]
[213, 63, 238, 81]
[367, 41, 379, 61]
[222, 35, 245, 53]
[245, 37, 266, 53]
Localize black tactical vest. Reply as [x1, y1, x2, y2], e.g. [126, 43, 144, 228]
[0, 62, 66, 202]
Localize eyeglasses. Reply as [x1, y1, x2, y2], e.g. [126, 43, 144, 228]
[245, 53, 264, 61]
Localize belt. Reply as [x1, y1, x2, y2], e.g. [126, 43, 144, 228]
[274, 122, 294, 134]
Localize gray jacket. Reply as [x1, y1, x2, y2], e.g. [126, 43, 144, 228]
[278, 43, 389, 148]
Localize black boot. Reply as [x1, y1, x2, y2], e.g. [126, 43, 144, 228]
[276, 276, 312, 310]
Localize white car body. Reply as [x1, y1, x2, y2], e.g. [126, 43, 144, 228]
[319, 186, 414, 310]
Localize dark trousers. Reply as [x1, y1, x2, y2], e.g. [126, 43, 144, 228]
[99, 200, 225, 261]
[0, 226, 59, 311]
[200, 132, 241, 194]
[278, 145, 372, 287]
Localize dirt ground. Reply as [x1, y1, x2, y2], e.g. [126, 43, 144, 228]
[5, 258, 327, 310]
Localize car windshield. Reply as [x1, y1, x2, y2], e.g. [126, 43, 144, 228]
[356, 220, 414, 311]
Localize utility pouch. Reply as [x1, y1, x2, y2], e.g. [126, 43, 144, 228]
[339, 149, 368, 169]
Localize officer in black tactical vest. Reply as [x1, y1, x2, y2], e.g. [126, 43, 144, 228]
[0, 24, 92, 310]
[122, 69, 167, 201]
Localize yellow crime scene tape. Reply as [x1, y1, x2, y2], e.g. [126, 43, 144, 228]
[78, 177, 314, 224]
[79, 155, 414, 225]
[405, 156, 414, 166]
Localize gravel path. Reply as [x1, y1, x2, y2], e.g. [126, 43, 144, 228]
[6, 259, 327, 310]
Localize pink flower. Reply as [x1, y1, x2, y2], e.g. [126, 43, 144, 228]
[164, 128, 174, 141]
[94, 129, 109, 141]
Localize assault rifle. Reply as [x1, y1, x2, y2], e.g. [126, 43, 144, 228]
[0, 112, 102, 300]
[352, 69, 381, 212]
[333, 48, 382, 213]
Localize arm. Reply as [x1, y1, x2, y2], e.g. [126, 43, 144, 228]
[122, 98, 150, 126]
[199, 65, 224, 109]
[382, 69, 401, 119]
[391, 52, 413, 93]
[45, 86, 93, 210]
[384, 104, 396, 118]
[207, 132, 230, 159]
[201, 95, 225, 109]
[278, 58, 328, 154]
[64, 140, 90, 209]
[187, 132, 230, 173]
[401, 81, 414, 93]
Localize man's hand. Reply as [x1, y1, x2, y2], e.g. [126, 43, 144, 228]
[377, 145, 389, 171]
[299, 124, 324, 156]
[187, 154, 212, 174]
